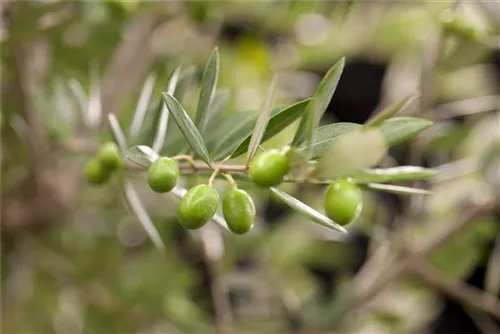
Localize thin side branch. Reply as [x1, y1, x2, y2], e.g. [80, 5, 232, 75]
[410, 259, 500, 319]
[127, 161, 248, 174]
[352, 197, 498, 309]
[199, 228, 233, 334]
[417, 199, 498, 255]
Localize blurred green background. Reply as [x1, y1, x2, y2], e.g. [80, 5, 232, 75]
[1, 1, 499, 333]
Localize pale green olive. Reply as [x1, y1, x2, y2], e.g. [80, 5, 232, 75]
[324, 179, 362, 226]
[84, 158, 111, 185]
[178, 185, 219, 229]
[249, 149, 289, 188]
[97, 142, 123, 171]
[223, 188, 255, 235]
[148, 157, 179, 193]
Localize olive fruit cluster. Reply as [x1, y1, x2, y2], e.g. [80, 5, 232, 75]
[324, 179, 363, 226]
[146, 156, 255, 234]
[84, 142, 124, 185]
[177, 184, 255, 234]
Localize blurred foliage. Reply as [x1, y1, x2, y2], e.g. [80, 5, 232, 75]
[1, 1, 500, 334]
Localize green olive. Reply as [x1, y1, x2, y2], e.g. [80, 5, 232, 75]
[324, 179, 362, 226]
[148, 157, 179, 193]
[84, 158, 111, 185]
[178, 185, 219, 229]
[223, 188, 255, 235]
[441, 13, 478, 40]
[97, 142, 123, 171]
[249, 149, 289, 188]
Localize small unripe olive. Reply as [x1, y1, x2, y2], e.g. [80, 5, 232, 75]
[441, 13, 478, 40]
[97, 142, 123, 171]
[178, 185, 219, 229]
[249, 149, 289, 188]
[223, 188, 255, 235]
[148, 157, 179, 193]
[324, 179, 362, 226]
[84, 158, 111, 185]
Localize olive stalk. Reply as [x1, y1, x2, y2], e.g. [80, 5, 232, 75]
[128, 160, 248, 173]
[127, 159, 327, 184]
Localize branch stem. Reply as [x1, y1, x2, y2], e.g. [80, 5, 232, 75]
[410, 259, 500, 319]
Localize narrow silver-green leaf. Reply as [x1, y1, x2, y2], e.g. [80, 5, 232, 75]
[316, 129, 387, 179]
[246, 75, 278, 164]
[364, 95, 418, 127]
[297, 122, 361, 158]
[361, 183, 432, 195]
[380, 116, 433, 146]
[107, 113, 127, 153]
[122, 180, 165, 252]
[292, 58, 345, 154]
[163, 93, 211, 165]
[126, 145, 159, 168]
[207, 88, 230, 120]
[166, 66, 182, 96]
[352, 166, 439, 183]
[195, 47, 219, 132]
[229, 98, 310, 159]
[270, 187, 348, 234]
[209, 112, 256, 159]
[86, 61, 101, 129]
[174, 65, 196, 103]
[152, 66, 182, 153]
[68, 78, 88, 121]
[129, 74, 156, 140]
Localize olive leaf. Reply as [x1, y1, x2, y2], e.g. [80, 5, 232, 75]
[270, 187, 348, 234]
[195, 47, 219, 132]
[361, 183, 431, 195]
[122, 180, 165, 252]
[107, 113, 128, 154]
[86, 60, 102, 129]
[129, 74, 156, 140]
[297, 122, 361, 158]
[229, 98, 310, 160]
[174, 64, 196, 103]
[364, 95, 418, 127]
[108, 118, 165, 252]
[316, 129, 387, 179]
[246, 75, 278, 165]
[207, 88, 230, 120]
[379, 116, 433, 145]
[291, 58, 345, 157]
[68, 78, 88, 123]
[166, 66, 182, 96]
[152, 66, 182, 153]
[352, 166, 439, 183]
[163, 93, 212, 165]
[126, 145, 159, 169]
[209, 112, 257, 159]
